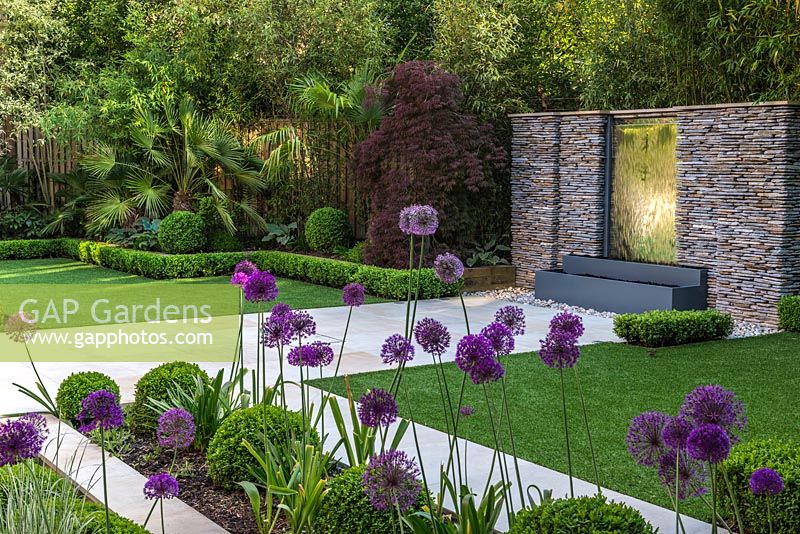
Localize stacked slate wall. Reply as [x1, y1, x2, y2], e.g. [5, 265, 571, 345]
[510, 102, 800, 325]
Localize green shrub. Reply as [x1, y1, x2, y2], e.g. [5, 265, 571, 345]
[158, 211, 206, 254]
[509, 495, 657, 534]
[0, 238, 64, 260]
[316, 464, 425, 534]
[56, 371, 120, 424]
[81, 502, 149, 534]
[718, 439, 800, 534]
[305, 207, 352, 253]
[207, 229, 241, 252]
[206, 404, 316, 489]
[129, 361, 209, 434]
[778, 296, 800, 332]
[335, 242, 365, 263]
[613, 309, 733, 347]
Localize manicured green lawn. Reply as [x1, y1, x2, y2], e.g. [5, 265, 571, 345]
[0, 258, 385, 328]
[313, 333, 800, 519]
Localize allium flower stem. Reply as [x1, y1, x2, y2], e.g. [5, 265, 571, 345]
[437, 353, 462, 485]
[428, 351, 460, 487]
[401, 381, 435, 522]
[228, 289, 244, 385]
[482, 384, 513, 523]
[143, 500, 158, 529]
[459, 290, 471, 335]
[100, 426, 111, 534]
[443, 373, 469, 485]
[710, 463, 718, 534]
[572, 366, 601, 495]
[674, 449, 680, 534]
[409, 236, 425, 337]
[500, 374, 525, 507]
[767, 497, 773, 534]
[559, 368, 574, 498]
[333, 306, 353, 378]
[404, 235, 414, 338]
[721, 466, 744, 533]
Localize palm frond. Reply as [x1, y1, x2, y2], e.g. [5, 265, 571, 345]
[86, 190, 137, 233]
[80, 142, 119, 178]
[289, 74, 351, 120]
[125, 170, 171, 218]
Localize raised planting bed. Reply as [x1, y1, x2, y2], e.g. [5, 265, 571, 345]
[462, 265, 516, 291]
[535, 255, 707, 314]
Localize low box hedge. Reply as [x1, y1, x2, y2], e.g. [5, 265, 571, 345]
[613, 309, 734, 347]
[0, 238, 65, 260]
[778, 295, 800, 332]
[718, 439, 800, 534]
[0, 238, 458, 300]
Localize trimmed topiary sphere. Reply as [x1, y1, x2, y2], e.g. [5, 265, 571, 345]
[509, 495, 657, 534]
[718, 439, 800, 533]
[158, 211, 206, 254]
[316, 464, 426, 534]
[207, 404, 317, 489]
[305, 207, 352, 253]
[128, 361, 209, 435]
[56, 371, 120, 424]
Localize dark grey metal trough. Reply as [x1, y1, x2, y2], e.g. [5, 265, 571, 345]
[535, 255, 707, 314]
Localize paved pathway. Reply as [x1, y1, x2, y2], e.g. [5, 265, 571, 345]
[0, 296, 717, 533]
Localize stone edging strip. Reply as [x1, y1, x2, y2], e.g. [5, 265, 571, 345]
[35, 415, 228, 534]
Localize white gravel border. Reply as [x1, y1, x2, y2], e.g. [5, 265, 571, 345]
[466, 286, 778, 339]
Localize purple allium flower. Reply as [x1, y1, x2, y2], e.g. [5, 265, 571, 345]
[381, 334, 414, 364]
[626, 411, 670, 467]
[362, 450, 421, 512]
[538, 332, 581, 369]
[0, 414, 48, 466]
[286, 310, 316, 340]
[749, 467, 784, 496]
[549, 311, 585, 342]
[287, 345, 313, 366]
[686, 424, 731, 464]
[306, 341, 334, 368]
[234, 260, 258, 276]
[358, 388, 398, 428]
[454, 334, 494, 374]
[230, 272, 249, 286]
[468, 357, 505, 384]
[144, 473, 179, 500]
[495, 306, 525, 336]
[262, 314, 293, 348]
[77, 390, 124, 433]
[342, 283, 366, 307]
[5, 311, 36, 343]
[480, 322, 515, 356]
[459, 405, 474, 417]
[270, 303, 293, 318]
[398, 205, 438, 236]
[157, 408, 195, 450]
[433, 253, 464, 284]
[662, 416, 694, 450]
[398, 206, 416, 235]
[680, 385, 746, 443]
[243, 270, 279, 302]
[414, 318, 451, 356]
[658, 449, 708, 500]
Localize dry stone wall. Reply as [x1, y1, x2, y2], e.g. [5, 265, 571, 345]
[510, 102, 800, 325]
